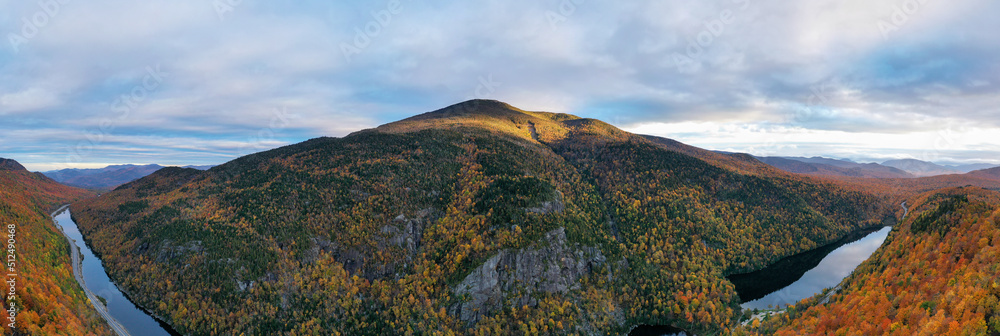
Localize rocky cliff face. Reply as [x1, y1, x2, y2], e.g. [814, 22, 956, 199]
[383, 207, 434, 258]
[451, 227, 607, 323]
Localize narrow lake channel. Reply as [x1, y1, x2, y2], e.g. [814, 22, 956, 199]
[54, 208, 180, 336]
[729, 226, 892, 310]
[629, 227, 892, 335]
[53, 204, 890, 335]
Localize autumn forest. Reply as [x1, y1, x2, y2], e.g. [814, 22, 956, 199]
[1, 100, 996, 335]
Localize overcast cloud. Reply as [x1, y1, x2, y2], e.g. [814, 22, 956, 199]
[2, 0, 999, 170]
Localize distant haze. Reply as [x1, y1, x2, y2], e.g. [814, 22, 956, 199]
[43, 164, 214, 190]
[3, 1, 1000, 169]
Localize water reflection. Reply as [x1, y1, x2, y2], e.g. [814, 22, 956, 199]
[55, 209, 179, 336]
[736, 226, 891, 310]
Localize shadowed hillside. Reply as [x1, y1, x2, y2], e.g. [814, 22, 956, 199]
[73, 100, 900, 335]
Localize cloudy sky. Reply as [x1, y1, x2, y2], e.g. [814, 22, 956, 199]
[2, 0, 999, 171]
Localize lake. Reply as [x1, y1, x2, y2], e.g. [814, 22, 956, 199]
[54, 208, 180, 336]
[729, 226, 892, 310]
[53, 204, 889, 334]
[628, 226, 891, 335]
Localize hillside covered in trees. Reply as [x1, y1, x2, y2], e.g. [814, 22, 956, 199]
[73, 100, 904, 335]
[740, 187, 1000, 335]
[0, 158, 110, 335]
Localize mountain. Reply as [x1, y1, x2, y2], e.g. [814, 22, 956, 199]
[783, 156, 859, 168]
[882, 159, 961, 177]
[182, 164, 217, 170]
[43, 164, 165, 189]
[968, 166, 1000, 181]
[757, 156, 913, 178]
[72, 100, 896, 335]
[755, 187, 1000, 335]
[0, 158, 110, 334]
[0, 157, 27, 171]
[947, 163, 999, 173]
[43, 164, 215, 190]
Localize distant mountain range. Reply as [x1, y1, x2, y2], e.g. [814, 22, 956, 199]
[42, 164, 215, 190]
[946, 163, 1000, 173]
[755, 156, 913, 178]
[756, 156, 998, 179]
[880, 159, 996, 177]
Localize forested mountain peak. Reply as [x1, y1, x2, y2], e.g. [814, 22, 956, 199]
[370, 99, 604, 143]
[385, 99, 579, 125]
[71, 100, 905, 335]
[0, 157, 27, 171]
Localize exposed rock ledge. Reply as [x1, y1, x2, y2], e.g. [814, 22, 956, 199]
[451, 227, 607, 323]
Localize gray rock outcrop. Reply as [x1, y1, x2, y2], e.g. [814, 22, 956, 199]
[451, 227, 607, 323]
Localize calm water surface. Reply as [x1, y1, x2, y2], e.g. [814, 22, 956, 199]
[55, 209, 179, 336]
[735, 226, 891, 310]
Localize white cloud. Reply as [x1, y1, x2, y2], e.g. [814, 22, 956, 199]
[1, 0, 999, 167]
[626, 121, 1000, 163]
[0, 87, 61, 113]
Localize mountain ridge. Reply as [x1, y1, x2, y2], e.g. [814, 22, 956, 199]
[73, 100, 899, 335]
[0, 157, 27, 171]
[43, 164, 215, 190]
[756, 156, 914, 179]
[882, 158, 962, 177]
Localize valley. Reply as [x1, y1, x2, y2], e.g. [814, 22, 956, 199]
[5, 102, 999, 336]
[749, 187, 1000, 335]
[52, 205, 132, 336]
[54, 206, 179, 336]
[63, 100, 995, 335]
[5, 0, 1000, 334]
[729, 226, 891, 310]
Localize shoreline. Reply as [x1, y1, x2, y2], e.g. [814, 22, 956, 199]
[62, 207, 184, 336]
[51, 205, 132, 336]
